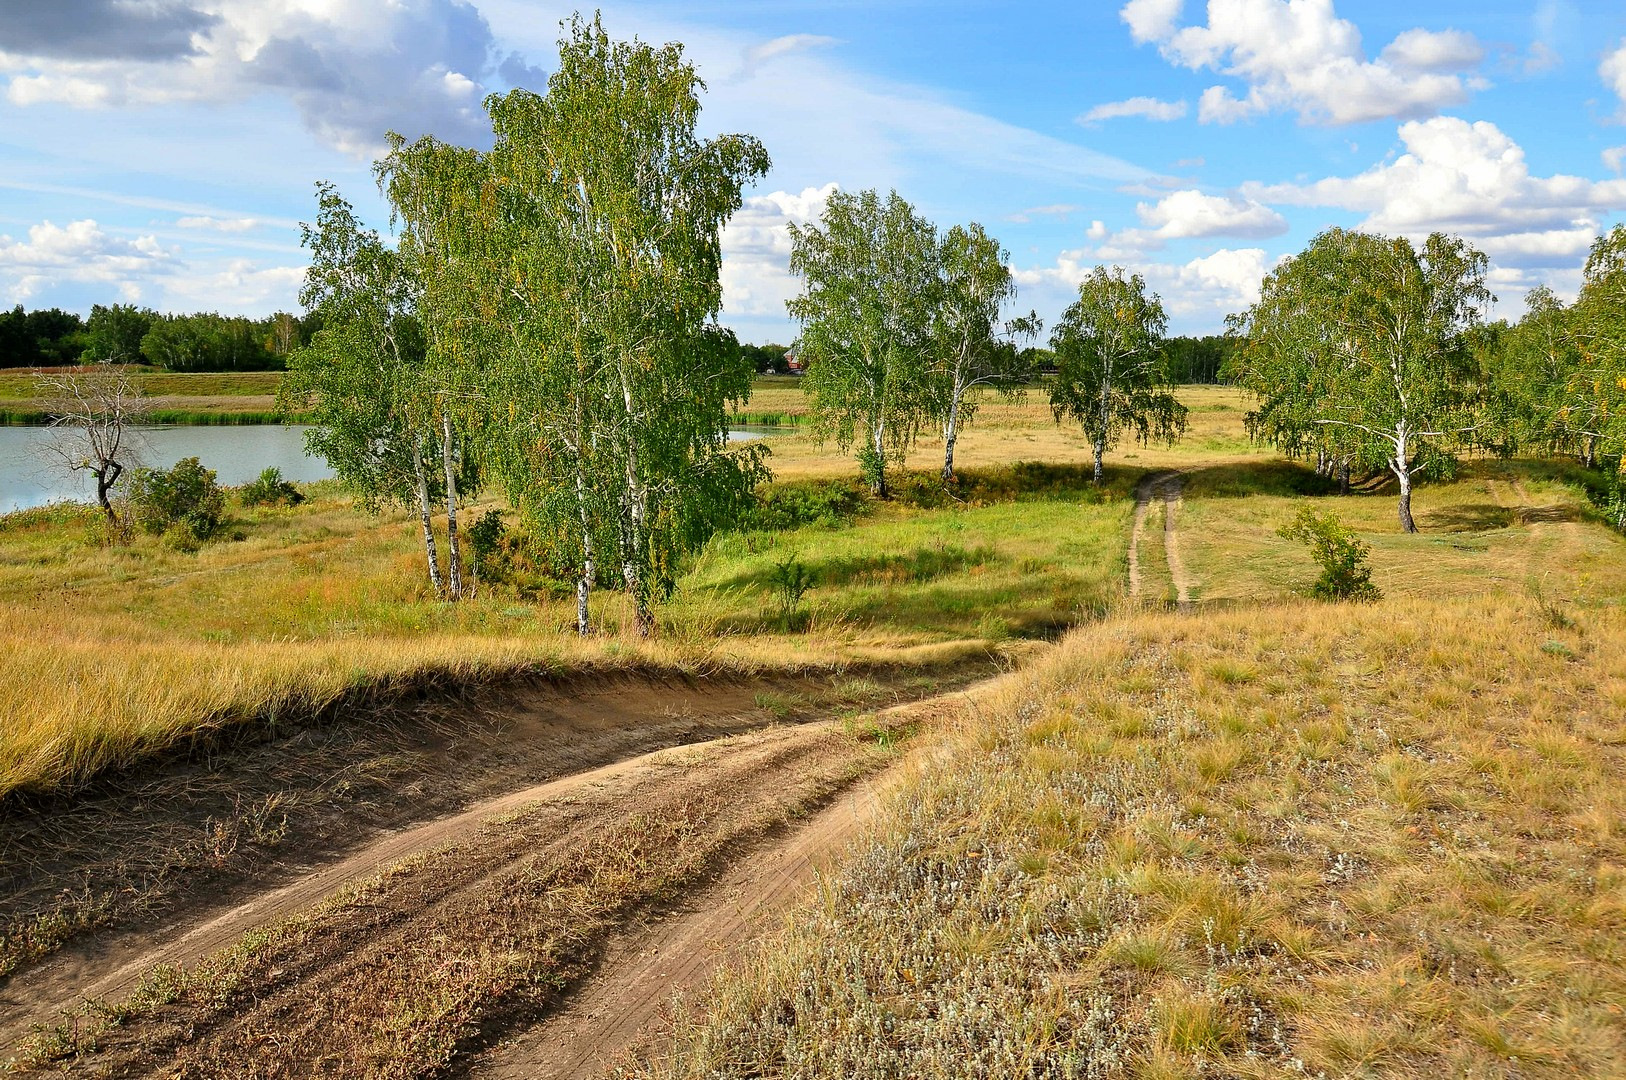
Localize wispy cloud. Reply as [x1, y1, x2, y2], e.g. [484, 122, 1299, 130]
[1078, 96, 1188, 125]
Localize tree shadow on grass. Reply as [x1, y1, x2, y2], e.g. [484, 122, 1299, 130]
[1418, 503, 1516, 533]
[1177, 460, 1338, 499]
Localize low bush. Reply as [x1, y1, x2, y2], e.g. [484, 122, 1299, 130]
[1278, 505, 1380, 601]
[238, 467, 304, 508]
[737, 480, 870, 532]
[128, 457, 226, 543]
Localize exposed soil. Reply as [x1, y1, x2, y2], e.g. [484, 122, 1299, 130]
[1129, 470, 1195, 609]
[1, 671, 991, 1077]
[1, 661, 988, 1013]
[469, 761, 893, 1079]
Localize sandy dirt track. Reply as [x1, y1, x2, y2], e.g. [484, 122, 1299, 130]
[472, 771, 887, 1078]
[1129, 470, 1195, 609]
[3, 681, 988, 1077]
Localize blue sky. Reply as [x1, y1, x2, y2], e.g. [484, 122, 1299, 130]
[2, 1, 1625, 343]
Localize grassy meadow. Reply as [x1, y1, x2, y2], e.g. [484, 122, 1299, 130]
[5, 376, 1626, 1074]
[637, 593, 1626, 1078]
[4, 383, 1623, 805]
[0, 391, 1143, 801]
[0, 369, 289, 424]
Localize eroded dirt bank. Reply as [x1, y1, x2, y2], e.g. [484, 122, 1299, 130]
[3, 665, 995, 1075]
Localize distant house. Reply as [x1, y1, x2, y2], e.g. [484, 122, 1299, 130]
[784, 345, 806, 374]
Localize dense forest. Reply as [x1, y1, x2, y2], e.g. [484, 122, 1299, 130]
[1, 301, 1230, 383]
[0, 304, 319, 371]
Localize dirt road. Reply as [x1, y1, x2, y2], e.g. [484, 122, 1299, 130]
[472, 771, 886, 1079]
[3, 682, 984, 1077]
[1129, 470, 1196, 610]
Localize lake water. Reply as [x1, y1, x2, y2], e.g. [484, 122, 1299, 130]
[0, 424, 784, 514]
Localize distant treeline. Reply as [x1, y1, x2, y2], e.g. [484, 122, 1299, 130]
[736, 335, 1234, 383]
[1014, 335, 1234, 384]
[9, 305, 1230, 383]
[0, 304, 319, 371]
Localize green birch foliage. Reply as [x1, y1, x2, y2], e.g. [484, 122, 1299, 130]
[789, 188, 941, 497]
[1229, 228, 1491, 532]
[1572, 225, 1626, 476]
[1048, 265, 1186, 483]
[932, 222, 1035, 482]
[1278, 506, 1380, 602]
[479, 14, 770, 634]
[1478, 287, 1598, 465]
[281, 184, 430, 515]
[1225, 237, 1375, 478]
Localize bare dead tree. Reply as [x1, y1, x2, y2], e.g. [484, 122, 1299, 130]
[34, 361, 149, 527]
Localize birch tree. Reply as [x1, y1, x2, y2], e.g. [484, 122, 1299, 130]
[1479, 287, 1600, 466]
[1572, 225, 1626, 476]
[1230, 228, 1491, 533]
[280, 184, 466, 598]
[1048, 265, 1185, 483]
[375, 134, 491, 600]
[789, 188, 940, 497]
[480, 14, 770, 636]
[932, 222, 1037, 481]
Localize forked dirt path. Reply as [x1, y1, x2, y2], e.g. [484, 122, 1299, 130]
[4, 744, 730, 1039]
[472, 769, 889, 1079]
[1130, 470, 1196, 610]
[2, 681, 993, 1076]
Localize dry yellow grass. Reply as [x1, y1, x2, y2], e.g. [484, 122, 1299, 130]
[632, 591, 1626, 1078]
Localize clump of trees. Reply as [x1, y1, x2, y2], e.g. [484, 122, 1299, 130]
[1227, 228, 1493, 532]
[1477, 225, 1626, 527]
[0, 303, 315, 370]
[786, 189, 1036, 494]
[1163, 335, 1235, 384]
[0, 306, 84, 367]
[282, 14, 767, 635]
[1228, 224, 1626, 533]
[741, 342, 792, 375]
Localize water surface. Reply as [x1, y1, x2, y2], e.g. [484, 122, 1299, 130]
[0, 424, 788, 514]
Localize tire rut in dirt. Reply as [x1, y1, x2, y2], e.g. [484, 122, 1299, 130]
[10, 724, 887, 1077]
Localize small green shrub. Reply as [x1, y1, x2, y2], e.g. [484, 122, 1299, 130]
[128, 457, 226, 543]
[468, 509, 507, 583]
[1278, 506, 1380, 602]
[238, 467, 304, 508]
[767, 555, 817, 631]
[737, 480, 869, 532]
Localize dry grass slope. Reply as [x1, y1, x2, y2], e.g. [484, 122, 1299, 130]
[633, 594, 1626, 1079]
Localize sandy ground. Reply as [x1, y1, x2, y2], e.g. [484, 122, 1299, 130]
[2, 679, 991, 1077]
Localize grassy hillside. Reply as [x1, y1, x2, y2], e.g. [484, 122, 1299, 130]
[636, 593, 1626, 1078]
[0, 461, 1128, 801]
[0, 370, 289, 424]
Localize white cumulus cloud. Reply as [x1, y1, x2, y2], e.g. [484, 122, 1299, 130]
[1603, 38, 1626, 115]
[0, 0, 527, 157]
[720, 184, 836, 319]
[1012, 245, 1277, 330]
[1135, 189, 1287, 240]
[0, 219, 172, 301]
[1083, 189, 1287, 259]
[1246, 117, 1626, 258]
[1121, 0, 1486, 125]
[1120, 0, 1186, 45]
